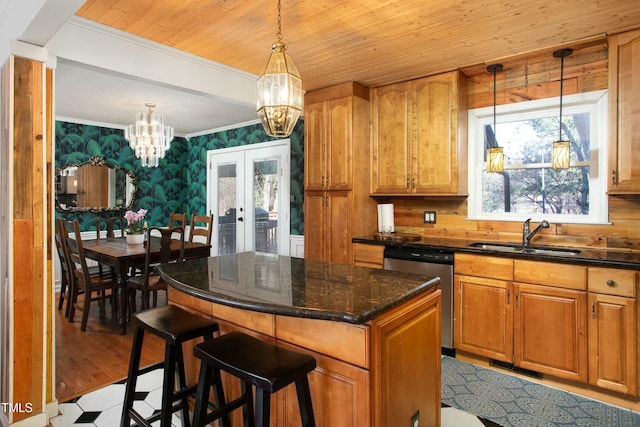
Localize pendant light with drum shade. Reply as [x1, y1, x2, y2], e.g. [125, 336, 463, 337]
[256, 0, 303, 138]
[552, 48, 572, 170]
[486, 64, 504, 173]
[124, 103, 174, 168]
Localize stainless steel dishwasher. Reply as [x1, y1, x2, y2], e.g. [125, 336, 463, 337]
[383, 246, 454, 355]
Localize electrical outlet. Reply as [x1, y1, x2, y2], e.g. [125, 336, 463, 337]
[423, 210, 436, 224]
[411, 410, 420, 427]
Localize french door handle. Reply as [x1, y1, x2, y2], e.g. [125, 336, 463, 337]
[238, 217, 244, 222]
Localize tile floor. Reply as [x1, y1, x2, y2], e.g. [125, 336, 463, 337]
[56, 356, 640, 426]
[51, 366, 490, 427]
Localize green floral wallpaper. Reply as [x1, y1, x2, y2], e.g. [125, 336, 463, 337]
[188, 121, 304, 235]
[55, 120, 304, 235]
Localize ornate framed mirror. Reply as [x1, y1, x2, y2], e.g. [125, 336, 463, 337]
[55, 156, 137, 212]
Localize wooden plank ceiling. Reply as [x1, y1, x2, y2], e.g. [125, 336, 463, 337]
[77, 0, 640, 92]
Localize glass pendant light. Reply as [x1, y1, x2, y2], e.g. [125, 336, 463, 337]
[552, 48, 572, 170]
[486, 64, 504, 173]
[124, 103, 174, 168]
[256, 0, 303, 138]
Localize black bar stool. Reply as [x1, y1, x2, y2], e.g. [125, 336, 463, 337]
[192, 331, 317, 427]
[121, 305, 220, 427]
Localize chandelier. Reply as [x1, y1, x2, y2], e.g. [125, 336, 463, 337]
[124, 103, 174, 168]
[256, 0, 303, 138]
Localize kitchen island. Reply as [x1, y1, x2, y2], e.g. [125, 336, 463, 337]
[159, 252, 442, 427]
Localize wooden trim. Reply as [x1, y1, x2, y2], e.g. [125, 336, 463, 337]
[12, 56, 46, 423]
[305, 81, 370, 104]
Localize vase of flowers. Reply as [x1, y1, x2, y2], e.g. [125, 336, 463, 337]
[124, 208, 147, 245]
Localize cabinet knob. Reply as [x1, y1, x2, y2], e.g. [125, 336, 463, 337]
[606, 279, 616, 287]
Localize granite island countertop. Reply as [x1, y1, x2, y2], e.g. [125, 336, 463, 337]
[353, 235, 640, 269]
[158, 251, 440, 324]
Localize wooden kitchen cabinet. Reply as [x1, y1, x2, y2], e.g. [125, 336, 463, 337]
[454, 274, 514, 362]
[513, 282, 588, 382]
[455, 254, 589, 383]
[608, 29, 640, 193]
[587, 267, 637, 395]
[513, 260, 588, 382]
[353, 243, 384, 269]
[304, 82, 377, 264]
[370, 70, 468, 196]
[454, 254, 514, 362]
[305, 191, 351, 264]
[304, 96, 352, 191]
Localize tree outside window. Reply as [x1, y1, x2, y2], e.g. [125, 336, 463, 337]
[468, 91, 608, 224]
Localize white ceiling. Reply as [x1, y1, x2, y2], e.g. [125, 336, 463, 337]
[54, 58, 259, 136]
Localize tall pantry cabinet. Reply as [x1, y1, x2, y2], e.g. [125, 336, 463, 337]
[304, 82, 377, 264]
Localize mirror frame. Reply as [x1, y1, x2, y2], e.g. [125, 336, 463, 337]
[55, 156, 137, 213]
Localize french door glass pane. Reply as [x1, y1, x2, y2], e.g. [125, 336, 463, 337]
[217, 163, 237, 255]
[253, 159, 279, 254]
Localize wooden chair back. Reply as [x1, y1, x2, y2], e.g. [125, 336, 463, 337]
[96, 216, 125, 239]
[129, 226, 185, 311]
[55, 218, 73, 316]
[63, 219, 116, 331]
[188, 213, 214, 246]
[168, 212, 187, 228]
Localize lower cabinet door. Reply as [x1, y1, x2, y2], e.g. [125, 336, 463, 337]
[588, 293, 637, 395]
[454, 275, 513, 362]
[514, 283, 588, 382]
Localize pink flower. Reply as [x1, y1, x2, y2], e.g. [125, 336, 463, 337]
[124, 209, 147, 234]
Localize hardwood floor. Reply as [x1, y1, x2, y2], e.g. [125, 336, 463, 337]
[55, 291, 165, 403]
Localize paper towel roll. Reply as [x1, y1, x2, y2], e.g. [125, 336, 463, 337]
[377, 203, 394, 233]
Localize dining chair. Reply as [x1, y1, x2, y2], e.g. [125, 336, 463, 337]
[63, 219, 118, 331]
[96, 215, 125, 239]
[188, 213, 214, 246]
[127, 226, 185, 312]
[55, 218, 75, 317]
[168, 212, 187, 228]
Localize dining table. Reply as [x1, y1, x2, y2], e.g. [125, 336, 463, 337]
[81, 236, 211, 334]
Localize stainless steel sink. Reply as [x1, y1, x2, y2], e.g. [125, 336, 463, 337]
[468, 242, 580, 256]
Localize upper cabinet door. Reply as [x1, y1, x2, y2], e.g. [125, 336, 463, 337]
[370, 81, 412, 194]
[304, 102, 326, 191]
[608, 29, 640, 194]
[370, 71, 467, 196]
[327, 97, 352, 190]
[413, 72, 464, 194]
[304, 97, 353, 191]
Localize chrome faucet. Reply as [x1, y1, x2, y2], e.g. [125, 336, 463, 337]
[522, 218, 550, 248]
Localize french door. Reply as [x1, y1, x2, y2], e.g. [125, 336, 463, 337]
[208, 140, 290, 255]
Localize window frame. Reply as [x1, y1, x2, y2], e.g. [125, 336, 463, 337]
[467, 90, 609, 224]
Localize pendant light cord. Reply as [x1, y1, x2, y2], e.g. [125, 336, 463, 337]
[554, 48, 572, 142]
[493, 67, 497, 136]
[487, 64, 503, 143]
[559, 54, 564, 142]
[276, 0, 282, 42]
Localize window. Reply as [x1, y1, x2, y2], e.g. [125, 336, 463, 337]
[467, 90, 608, 224]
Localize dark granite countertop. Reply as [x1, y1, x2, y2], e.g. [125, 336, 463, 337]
[353, 236, 640, 269]
[158, 252, 440, 324]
